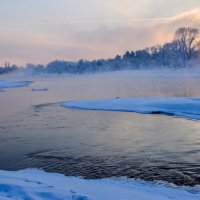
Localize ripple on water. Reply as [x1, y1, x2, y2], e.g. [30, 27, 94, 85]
[26, 151, 200, 186]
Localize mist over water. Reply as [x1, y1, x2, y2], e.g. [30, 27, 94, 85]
[0, 69, 200, 186]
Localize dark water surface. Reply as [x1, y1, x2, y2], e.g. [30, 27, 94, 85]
[0, 70, 200, 186]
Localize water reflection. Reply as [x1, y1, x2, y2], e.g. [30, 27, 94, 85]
[0, 70, 200, 186]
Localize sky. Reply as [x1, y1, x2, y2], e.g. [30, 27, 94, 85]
[0, 0, 200, 66]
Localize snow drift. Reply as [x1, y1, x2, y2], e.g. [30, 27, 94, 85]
[61, 97, 200, 120]
[0, 80, 32, 90]
[0, 169, 199, 200]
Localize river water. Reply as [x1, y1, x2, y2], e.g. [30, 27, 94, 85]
[0, 70, 200, 186]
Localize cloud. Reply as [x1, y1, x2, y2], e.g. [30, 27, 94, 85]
[88, 7, 200, 55]
[60, 7, 200, 60]
[0, 6, 200, 65]
[151, 7, 200, 44]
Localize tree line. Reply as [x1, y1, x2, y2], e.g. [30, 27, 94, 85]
[1, 27, 200, 75]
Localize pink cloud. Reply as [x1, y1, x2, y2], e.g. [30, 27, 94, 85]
[0, 7, 199, 65]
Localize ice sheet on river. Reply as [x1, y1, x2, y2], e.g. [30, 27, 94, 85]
[61, 97, 200, 120]
[0, 80, 32, 90]
[0, 169, 199, 200]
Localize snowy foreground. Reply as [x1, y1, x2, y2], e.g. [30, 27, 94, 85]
[0, 170, 200, 200]
[0, 80, 32, 90]
[61, 97, 200, 120]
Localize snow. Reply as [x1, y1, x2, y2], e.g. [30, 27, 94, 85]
[0, 80, 33, 90]
[61, 97, 200, 120]
[0, 169, 199, 200]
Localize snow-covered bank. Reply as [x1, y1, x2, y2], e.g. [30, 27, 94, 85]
[61, 97, 200, 120]
[0, 80, 33, 90]
[0, 169, 199, 200]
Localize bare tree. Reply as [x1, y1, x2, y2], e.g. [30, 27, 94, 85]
[174, 27, 200, 61]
